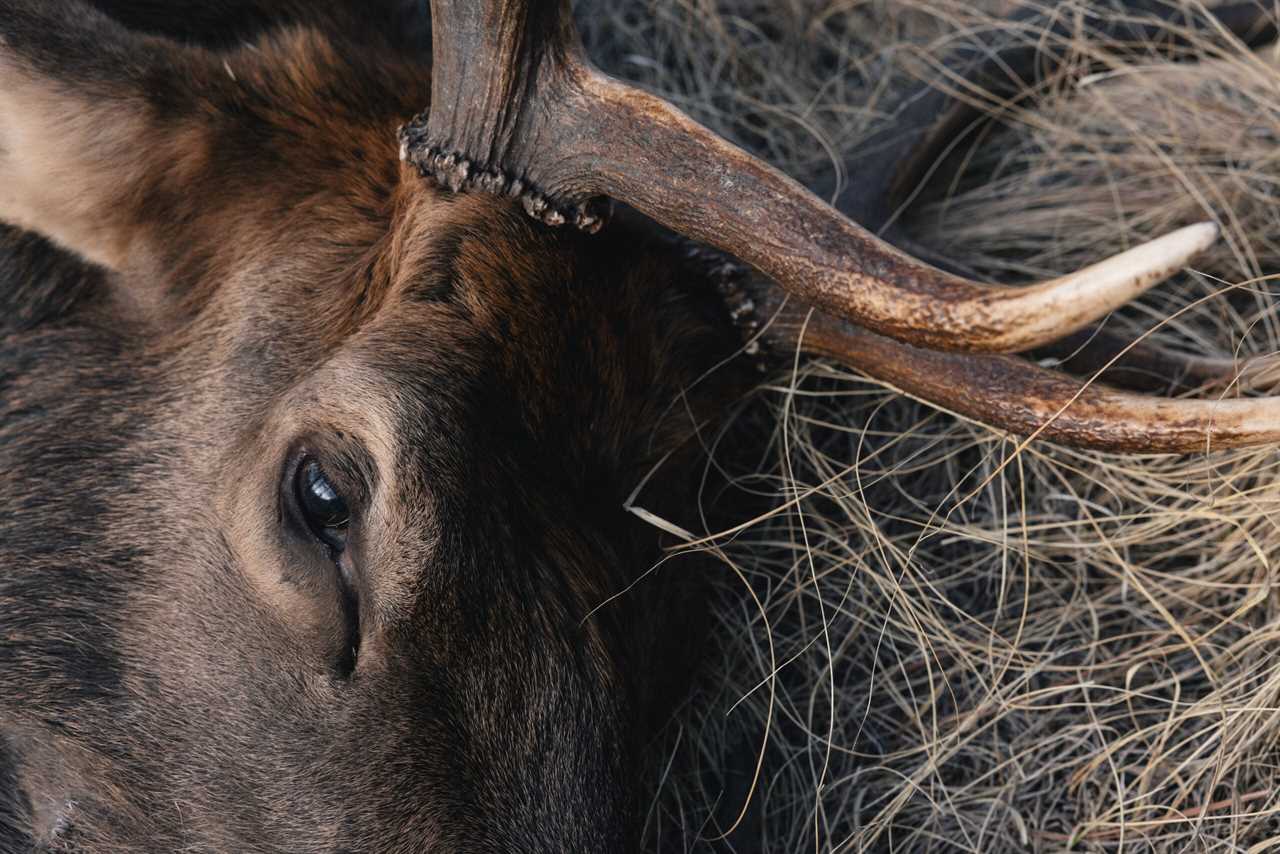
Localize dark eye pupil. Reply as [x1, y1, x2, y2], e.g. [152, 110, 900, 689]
[298, 458, 349, 546]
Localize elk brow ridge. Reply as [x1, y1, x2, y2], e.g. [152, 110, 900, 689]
[401, 224, 468, 308]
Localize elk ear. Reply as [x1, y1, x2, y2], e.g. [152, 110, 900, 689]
[0, 1, 205, 272]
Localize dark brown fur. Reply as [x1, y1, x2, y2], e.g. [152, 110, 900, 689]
[0, 2, 746, 850]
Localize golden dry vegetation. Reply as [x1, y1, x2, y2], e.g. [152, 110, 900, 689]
[582, 2, 1280, 850]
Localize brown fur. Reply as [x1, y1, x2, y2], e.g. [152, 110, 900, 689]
[0, 2, 747, 850]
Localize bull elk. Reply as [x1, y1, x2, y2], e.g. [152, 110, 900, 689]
[1, 0, 1275, 850]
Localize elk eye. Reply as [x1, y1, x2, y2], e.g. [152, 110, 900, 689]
[296, 458, 350, 550]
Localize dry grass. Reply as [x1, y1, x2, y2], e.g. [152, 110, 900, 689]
[582, 1, 1280, 851]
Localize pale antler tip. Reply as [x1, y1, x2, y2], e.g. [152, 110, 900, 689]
[1175, 220, 1220, 258]
[1085, 220, 1219, 296]
[1010, 220, 1222, 353]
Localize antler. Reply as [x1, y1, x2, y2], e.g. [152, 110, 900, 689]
[402, 0, 1220, 354]
[743, 283, 1280, 453]
[402, 0, 1280, 452]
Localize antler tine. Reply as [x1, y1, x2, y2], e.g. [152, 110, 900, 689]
[746, 284, 1280, 454]
[403, 0, 1217, 354]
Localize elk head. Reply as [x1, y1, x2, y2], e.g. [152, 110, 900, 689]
[0, 2, 736, 850]
[1, 0, 1277, 851]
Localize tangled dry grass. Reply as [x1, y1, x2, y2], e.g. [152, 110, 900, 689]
[581, 1, 1280, 851]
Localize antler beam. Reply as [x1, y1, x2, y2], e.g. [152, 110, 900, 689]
[403, 0, 1215, 354]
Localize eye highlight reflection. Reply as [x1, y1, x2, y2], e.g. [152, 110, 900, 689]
[296, 457, 350, 551]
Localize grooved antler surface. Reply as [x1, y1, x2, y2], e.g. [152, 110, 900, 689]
[404, 0, 1280, 452]
[403, 0, 1222, 357]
